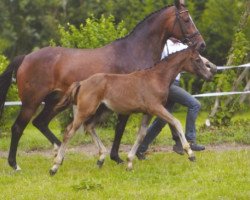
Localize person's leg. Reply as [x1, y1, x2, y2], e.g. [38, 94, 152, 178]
[168, 84, 204, 151]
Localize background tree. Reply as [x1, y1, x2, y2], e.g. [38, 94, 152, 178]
[205, 0, 250, 126]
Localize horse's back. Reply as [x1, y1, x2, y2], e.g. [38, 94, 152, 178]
[16, 46, 116, 102]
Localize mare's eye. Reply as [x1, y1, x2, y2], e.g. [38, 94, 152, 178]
[183, 16, 190, 23]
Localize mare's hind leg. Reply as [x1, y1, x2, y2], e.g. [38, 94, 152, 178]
[32, 92, 63, 152]
[110, 114, 130, 164]
[8, 104, 39, 170]
[85, 124, 107, 168]
[127, 114, 152, 170]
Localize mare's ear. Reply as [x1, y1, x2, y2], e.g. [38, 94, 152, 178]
[174, 0, 185, 9]
[174, 0, 181, 9]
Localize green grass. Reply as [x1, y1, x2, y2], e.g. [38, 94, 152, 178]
[0, 150, 249, 200]
[0, 110, 250, 152]
[0, 111, 249, 199]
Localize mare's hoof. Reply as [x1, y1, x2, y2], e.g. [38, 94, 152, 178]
[15, 165, 22, 171]
[49, 169, 57, 176]
[110, 156, 124, 165]
[96, 160, 104, 168]
[8, 160, 21, 171]
[115, 158, 124, 165]
[188, 156, 196, 162]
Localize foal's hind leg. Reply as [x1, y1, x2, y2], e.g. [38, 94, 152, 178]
[127, 114, 152, 170]
[50, 116, 83, 176]
[8, 104, 39, 170]
[85, 124, 107, 168]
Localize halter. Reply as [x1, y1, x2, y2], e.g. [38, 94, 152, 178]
[172, 8, 200, 46]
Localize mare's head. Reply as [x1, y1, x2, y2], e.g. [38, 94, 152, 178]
[183, 48, 216, 81]
[167, 0, 206, 52]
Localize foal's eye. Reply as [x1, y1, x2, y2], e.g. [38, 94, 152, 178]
[195, 58, 201, 63]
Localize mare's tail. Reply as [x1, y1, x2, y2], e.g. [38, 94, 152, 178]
[0, 55, 25, 117]
[54, 82, 81, 112]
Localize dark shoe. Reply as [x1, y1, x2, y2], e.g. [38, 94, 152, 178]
[189, 142, 205, 151]
[136, 151, 146, 160]
[173, 144, 184, 155]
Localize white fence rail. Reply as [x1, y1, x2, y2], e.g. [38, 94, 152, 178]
[3, 63, 250, 106]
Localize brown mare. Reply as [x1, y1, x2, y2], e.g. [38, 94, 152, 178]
[0, 1, 206, 170]
[49, 48, 214, 175]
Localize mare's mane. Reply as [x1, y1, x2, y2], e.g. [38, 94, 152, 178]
[114, 5, 173, 42]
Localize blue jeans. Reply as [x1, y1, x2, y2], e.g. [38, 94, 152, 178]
[138, 80, 201, 153]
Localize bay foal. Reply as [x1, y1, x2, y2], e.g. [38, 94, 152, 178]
[50, 48, 214, 175]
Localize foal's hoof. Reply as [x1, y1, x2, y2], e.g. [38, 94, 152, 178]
[188, 156, 196, 162]
[49, 169, 57, 176]
[96, 160, 104, 168]
[126, 166, 133, 171]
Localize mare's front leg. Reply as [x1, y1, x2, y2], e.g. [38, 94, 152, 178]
[154, 105, 195, 161]
[110, 114, 130, 164]
[127, 114, 152, 170]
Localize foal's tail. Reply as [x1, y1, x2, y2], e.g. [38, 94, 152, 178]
[54, 82, 81, 112]
[0, 55, 25, 117]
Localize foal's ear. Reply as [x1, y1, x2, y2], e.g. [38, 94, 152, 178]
[174, 0, 185, 9]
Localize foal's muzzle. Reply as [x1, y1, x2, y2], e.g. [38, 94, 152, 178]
[206, 62, 217, 75]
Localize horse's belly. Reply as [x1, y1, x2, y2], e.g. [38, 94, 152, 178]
[102, 99, 140, 114]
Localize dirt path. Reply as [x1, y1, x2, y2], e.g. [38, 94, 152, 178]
[0, 143, 250, 158]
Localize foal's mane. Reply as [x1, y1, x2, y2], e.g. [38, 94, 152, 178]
[115, 5, 173, 42]
[134, 48, 191, 72]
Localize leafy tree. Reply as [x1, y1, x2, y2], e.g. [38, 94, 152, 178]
[0, 0, 66, 58]
[204, 0, 250, 126]
[199, 0, 245, 65]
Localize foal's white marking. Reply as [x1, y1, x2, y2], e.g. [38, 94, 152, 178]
[102, 99, 114, 111]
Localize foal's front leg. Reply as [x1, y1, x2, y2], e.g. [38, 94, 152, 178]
[127, 114, 152, 170]
[154, 105, 195, 161]
[85, 124, 108, 168]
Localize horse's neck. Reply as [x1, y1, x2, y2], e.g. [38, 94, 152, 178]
[113, 7, 173, 71]
[154, 52, 189, 85]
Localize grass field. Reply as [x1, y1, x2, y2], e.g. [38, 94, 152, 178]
[0, 150, 249, 200]
[0, 110, 249, 199]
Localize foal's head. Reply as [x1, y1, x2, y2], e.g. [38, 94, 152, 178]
[184, 48, 215, 81]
